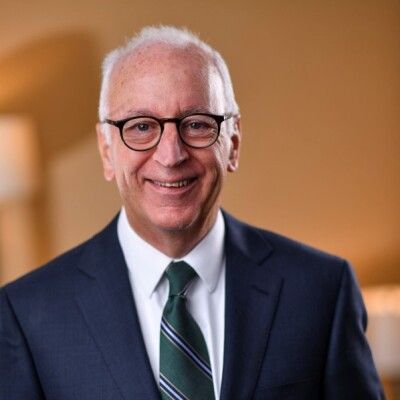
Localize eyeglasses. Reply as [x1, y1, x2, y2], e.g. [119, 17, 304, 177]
[102, 113, 234, 151]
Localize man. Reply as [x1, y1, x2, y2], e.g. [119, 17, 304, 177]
[0, 26, 384, 399]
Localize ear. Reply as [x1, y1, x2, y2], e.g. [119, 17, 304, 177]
[227, 117, 241, 173]
[96, 123, 115, 181]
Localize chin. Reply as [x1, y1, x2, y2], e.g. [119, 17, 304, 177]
[151, 209, 199, 232]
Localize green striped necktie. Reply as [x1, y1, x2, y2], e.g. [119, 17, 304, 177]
[160, 261, 215, 400]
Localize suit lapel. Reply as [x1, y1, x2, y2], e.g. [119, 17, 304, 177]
[75, 217, 160, 400]
[220, 212, 283, 400]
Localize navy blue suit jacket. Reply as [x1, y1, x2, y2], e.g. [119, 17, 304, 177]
[1, 211, 384, 399]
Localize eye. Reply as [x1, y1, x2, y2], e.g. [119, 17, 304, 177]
[135, 123, 150, 131]
[124, 118, 159, 134]
[189, 121, 205, 130]
[182, 116, 215, 132]
[126, 122, 151, 132]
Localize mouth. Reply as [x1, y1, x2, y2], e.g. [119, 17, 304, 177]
[151, 178, 194, 188]
[147, 177, 197, 190]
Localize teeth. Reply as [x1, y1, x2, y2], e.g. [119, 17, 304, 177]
[153, 179, 191, 188]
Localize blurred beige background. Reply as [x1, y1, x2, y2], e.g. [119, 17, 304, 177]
[1, 0, 398, 286]
[0, 0, 400, 284]
[0, 0, 399, 396]
[1, 0, 399, 284]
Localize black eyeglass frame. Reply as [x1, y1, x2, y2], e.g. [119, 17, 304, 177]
[101, 113, 235, 151]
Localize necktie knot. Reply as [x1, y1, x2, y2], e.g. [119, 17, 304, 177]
[165, 261, 197, 297]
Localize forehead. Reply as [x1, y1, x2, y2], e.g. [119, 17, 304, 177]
[124, 43, 209, 72]
[105, 44, 224, 118]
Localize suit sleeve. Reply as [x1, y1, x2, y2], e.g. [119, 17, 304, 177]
[0, 288, 44, 400]
[323, 261, 385, 399]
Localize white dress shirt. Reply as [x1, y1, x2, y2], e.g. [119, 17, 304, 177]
[117, 208, 226, 399]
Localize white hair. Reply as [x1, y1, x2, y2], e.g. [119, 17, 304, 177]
[98, 25, 239, 132]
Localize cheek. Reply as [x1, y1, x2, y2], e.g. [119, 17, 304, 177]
[203, 144, 230, 186]
[213, 139, 231, 173]
[112, 148, 147, 188]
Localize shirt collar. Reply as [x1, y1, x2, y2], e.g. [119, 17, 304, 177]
[117, 208, 225, 298]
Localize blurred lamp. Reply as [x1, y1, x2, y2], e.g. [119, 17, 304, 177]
[0, 115, 39, 202]
[363, 285, 400, 379]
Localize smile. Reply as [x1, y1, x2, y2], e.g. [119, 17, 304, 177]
[150, 178, 195, 188]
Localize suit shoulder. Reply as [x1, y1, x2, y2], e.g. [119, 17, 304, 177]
[5, 240, 85, 290]
[2, 240, 87, 309]
[2, 216, 118, 302]
[262, 226, 344, 265]
[223, 211, 348, 277]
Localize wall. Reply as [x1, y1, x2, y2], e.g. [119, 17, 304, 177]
[0, 0, 398, 286]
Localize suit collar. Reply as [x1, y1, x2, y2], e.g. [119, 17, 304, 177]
[220, 211, 283, 400]
[221, 210, 274, 264]
[117, 208, 170, 299]
[75, 215, 160, 400]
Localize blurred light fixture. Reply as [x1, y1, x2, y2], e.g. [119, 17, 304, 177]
[0, 115, 39, 202]
[363, 285, 400, 378]
[363, 285, 400, 399]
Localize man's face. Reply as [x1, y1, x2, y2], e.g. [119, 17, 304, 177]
[97, 45, 240, 246]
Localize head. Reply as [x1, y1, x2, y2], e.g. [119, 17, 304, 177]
[96, 26, 241, 254]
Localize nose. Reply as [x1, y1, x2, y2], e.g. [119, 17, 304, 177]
[152, 122, 189, 167]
